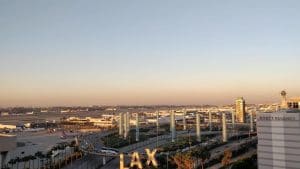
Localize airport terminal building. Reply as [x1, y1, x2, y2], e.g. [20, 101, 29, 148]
[257, 110, 300, 169]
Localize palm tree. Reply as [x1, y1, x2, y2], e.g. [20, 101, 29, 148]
[8, 159, 16, 169]
[190, 147, 211, 169]
[29, 155, 36, 169]
[40, 158, 45, 169]
[15, 157, 21, 169]
[21, 156, 26, 169]
[173, 153, 194, 169]
[222, 149, 232, 167]
[21, 156, 31, 169]
[38, 153, 46, 169]
[35, 151, 44, 169]
[46, 151, 53, 169]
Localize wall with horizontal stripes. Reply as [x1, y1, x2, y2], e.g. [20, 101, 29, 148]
[257, 112, 300, 169]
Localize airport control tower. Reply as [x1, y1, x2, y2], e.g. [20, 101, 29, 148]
[281, 90, 288, 109]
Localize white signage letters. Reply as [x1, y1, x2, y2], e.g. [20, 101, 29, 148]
[119, 148, 158, 169]
[130, 152, 143, 169]
[145, 148, 158, 167]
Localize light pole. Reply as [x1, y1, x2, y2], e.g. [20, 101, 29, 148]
[170, 110, 176, 143]
[188, 129, 191, 149]
[156, 110, 159, 148]
[183, 109, 187, 131]
[135, 113, 139, 142]
[222, 113, 227, 143]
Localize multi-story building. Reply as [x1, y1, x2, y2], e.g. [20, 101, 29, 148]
[235, 97, 246, 123]
[257, 110, 300, 169]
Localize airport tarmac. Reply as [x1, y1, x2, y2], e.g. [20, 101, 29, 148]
[0, 111, 106, 125]
[8, 131, 73, 159]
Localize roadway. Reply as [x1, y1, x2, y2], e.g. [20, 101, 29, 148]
[62, 131, 113, 169]
[212, 138, 255, 156]
[205, 137, 257, 169]
[102, 131, 221, 169]
[67, 130, 249, 169]
[102, 131, 253, 169]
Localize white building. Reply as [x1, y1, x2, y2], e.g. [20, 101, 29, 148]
[257, 110, 300, 169]
[0, 124, 16, 130]
[0, 112, 9, 116]
[63, 117, 117, 127]
[88, 117, 116, 127]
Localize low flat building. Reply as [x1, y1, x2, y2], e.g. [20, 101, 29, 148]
[257, 110, 300, 169]
[0, 112, 9, 116]
[61, 117, 117, 129]
[0, 124, 16, 130]
[88, 117, 117, 128]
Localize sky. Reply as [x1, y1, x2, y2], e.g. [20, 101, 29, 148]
[1, 0, 300, 107]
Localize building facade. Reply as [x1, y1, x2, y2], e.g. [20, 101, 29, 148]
[60, 116, 117, 129]
[257, 110, 300, 169]
[235, 97, 246, 123]
[0, 134, 16, 168]
[286, 97, 300, 109]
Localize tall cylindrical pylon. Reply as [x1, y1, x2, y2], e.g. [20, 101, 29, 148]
[127, 112, 130, 131]
[208, 111, 212, 131]
[126, 112, 130, 137]
[119, 112, 124, 137]
[170, 110, 176, 142]
[156, 110, 160, 128]
[123, 113, 128, 139]
[250, 111, 254, 132]
[196, 112, 201, 142]
[222, 113, 227, 142]
[183, 109, 187, 131]
[136, 113, 139, 142]
[232, 111, 235, 129]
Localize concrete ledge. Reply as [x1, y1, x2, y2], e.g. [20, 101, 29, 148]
[0, 134, 16, 152]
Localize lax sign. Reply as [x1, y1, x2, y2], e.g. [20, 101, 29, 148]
[120, 148, 158, 169]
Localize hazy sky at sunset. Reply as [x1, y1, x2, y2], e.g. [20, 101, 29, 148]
[1, 0, 300, 106]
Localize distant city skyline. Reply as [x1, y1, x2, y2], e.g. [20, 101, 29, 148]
[1, 1, 300, 106]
